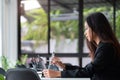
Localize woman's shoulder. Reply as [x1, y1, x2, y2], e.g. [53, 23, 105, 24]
[98, 41, 114, 48]
[97, 41, 115, 53]
[95, 42, 116, 59]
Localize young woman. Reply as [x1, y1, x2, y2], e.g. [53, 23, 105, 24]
[43, 12, 120, 80]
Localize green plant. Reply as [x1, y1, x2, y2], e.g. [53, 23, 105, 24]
[1, 56, 10, 71]
[22, 8, 48, 41]
[0, 54, 28, 71]
[16, 54, 28, 66]
[0, 74, 4, 80]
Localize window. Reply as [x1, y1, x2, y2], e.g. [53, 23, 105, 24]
[20, 0, 48, 53]
[19, 0, 118, 68]
[19, 0, 82, 67]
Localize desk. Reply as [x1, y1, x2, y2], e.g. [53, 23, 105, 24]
[38, 72, 90, 80]
[41, 78, 90, 80]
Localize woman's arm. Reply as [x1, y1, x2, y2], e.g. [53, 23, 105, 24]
[61, 43, 115, 78]
[61, 62, 93, 78]
[43, 43, 115, 78]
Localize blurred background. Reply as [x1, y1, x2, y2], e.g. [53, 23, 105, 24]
[0, 0, 120, 71]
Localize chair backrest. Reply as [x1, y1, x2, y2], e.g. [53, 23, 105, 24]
[0, 67, 6, 76]
[6, 68, 40, 80]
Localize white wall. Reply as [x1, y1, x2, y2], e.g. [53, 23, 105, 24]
[1, 0, 18, 66]
[0, 0, 2, 66]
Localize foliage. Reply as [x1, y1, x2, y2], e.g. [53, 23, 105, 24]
[1, 55, 28, 71]
[84, 7, 120, 40]
[22, 8, 48, 41]
[21, 7, 120, 42]
[1, 56, 10, 71]
[84, 7, 112, 15]
[0, 74, 4, 80]
[51, 20, 78, 40]
[16, 54, 28, 66]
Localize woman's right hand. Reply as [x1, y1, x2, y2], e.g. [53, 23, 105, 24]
[51, 57, 65, 69]
[43, 69, 61, 78]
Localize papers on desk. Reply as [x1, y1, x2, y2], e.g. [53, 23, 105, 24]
[37, 71, 43, 78]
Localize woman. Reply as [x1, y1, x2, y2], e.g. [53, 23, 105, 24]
[43, 12, 120, 80]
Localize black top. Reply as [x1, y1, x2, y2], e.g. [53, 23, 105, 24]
[61, 42, 120, 80]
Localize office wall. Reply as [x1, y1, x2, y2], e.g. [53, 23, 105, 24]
[0, 0, 18, 66]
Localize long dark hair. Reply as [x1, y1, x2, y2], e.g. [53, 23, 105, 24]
[86, 12, 120, 60]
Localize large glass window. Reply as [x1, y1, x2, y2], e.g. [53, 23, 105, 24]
[20, 0, 48, 53]
[20, 0, 80, 67]
[19, 0, 118, 68]
[50, 0, 79, 53]
[20, 0, 79, 54]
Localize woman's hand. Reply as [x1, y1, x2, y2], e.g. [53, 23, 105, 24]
[51, 57, 65, 69]
[43, 69, 61, 78]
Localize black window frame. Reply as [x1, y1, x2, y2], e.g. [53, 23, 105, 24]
[18, 0, 117, 67]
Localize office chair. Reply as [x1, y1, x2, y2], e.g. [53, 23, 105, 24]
[0, 67, 6, 76]
[6, 68, 40, 80]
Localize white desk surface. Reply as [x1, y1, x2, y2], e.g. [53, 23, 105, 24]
[41, 78, 90, 80]
[38, 72, 90, 80]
